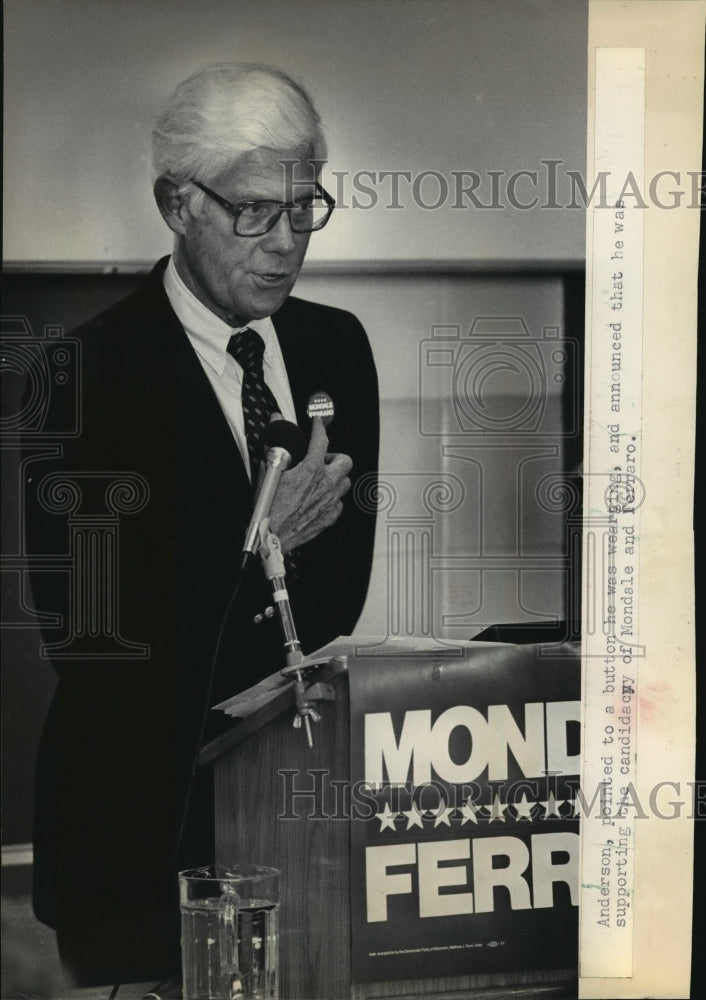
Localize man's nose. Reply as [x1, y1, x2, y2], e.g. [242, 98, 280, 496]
[261, 211, 298, 253]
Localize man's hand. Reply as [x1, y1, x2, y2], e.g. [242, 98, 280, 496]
[265, 417, 352, 552]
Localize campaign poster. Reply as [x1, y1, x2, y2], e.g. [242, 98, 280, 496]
[348, 643, 580, 984]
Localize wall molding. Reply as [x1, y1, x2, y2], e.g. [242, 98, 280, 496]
[3, 258, 585, 277]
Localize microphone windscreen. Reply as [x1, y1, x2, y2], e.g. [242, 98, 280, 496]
[262, 419, 307, 466]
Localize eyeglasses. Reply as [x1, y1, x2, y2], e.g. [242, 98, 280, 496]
[191, 179, 335, 237]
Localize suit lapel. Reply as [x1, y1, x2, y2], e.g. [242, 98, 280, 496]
[140, 262, 252, 496]
[272, 304, 320, 429]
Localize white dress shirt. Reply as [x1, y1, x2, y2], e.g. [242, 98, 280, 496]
[163, 256, 297, 478]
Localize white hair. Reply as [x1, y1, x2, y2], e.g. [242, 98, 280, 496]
[151, 63, 327, 189]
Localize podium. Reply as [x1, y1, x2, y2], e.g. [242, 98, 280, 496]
[199, 638, 580, 1000]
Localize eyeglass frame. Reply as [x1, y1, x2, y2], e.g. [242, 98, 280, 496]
[190, 178, 336, 236]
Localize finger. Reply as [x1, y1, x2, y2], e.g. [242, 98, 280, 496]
[307, 489, 348, 527]
[324, 452, 353, 479]
[287, 463, 351, 521]
[302, 416, 329, 467]
[283, 475, 348, 525]
[290, 499, 344, 548]
[319, 497, 344, 527]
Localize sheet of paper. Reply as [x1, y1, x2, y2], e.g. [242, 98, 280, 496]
[580, 3, 702, 997]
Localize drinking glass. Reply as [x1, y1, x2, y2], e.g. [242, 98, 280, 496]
[179, 864, 280, 1000]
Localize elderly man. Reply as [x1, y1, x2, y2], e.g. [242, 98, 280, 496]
[27, 63, 378, 986]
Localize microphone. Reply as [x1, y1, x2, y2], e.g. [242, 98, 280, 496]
[241, 419, 307, 562]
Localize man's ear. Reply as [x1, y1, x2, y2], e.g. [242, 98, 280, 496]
[153, 176, 190, 235]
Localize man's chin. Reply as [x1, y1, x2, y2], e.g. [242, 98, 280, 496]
[241, 281, 296, 318]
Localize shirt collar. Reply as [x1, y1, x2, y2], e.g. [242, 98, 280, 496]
[164, 256, 277, 376]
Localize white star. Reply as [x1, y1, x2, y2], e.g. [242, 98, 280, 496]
[376, 803, 399, 831]
[540, 791, 565, 818]
[432, 804, 455, 827]
[513, 792, 536, 821]
[402, 805, 425, 829]
[459, 798, 481, 825]
[485, 794, 509, 823]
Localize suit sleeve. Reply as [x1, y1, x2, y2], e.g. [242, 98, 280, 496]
[338, 312, 379, 632]
[292, 309, 380, 652]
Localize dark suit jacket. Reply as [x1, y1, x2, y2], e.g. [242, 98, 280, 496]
[26, 258, 379, 984]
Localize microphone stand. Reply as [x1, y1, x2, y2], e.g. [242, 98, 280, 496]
[256, 520, 319, 748]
